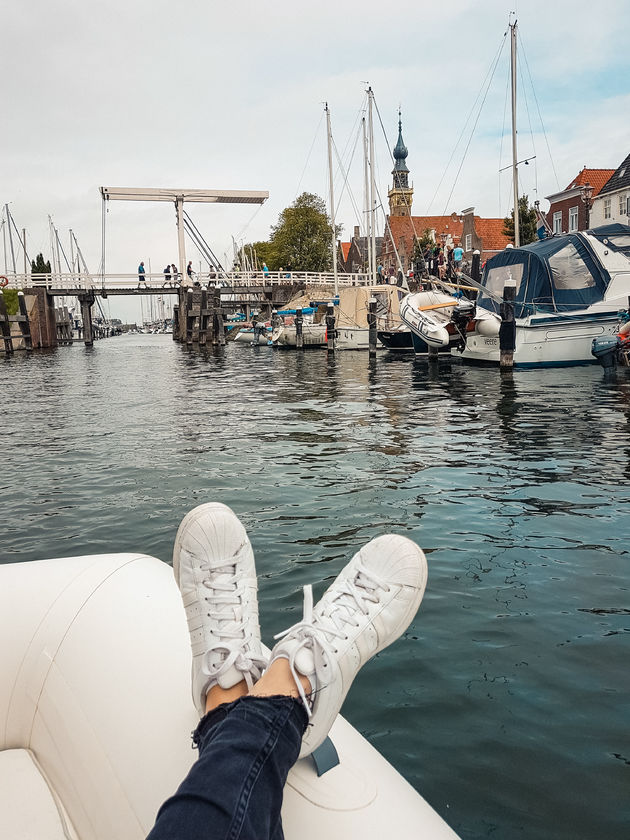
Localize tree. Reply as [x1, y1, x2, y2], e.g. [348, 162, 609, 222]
[268, 192, 341, 272]
[503, 195, 538, 245]
[31, 253, 52, 274]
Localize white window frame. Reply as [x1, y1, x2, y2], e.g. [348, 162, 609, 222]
[604, 198, 611, 219]
[465, 234, 472, 251]
[553, 211, 562, 234]
[568, 206, 578, 232]
[619, 194, 626, 216]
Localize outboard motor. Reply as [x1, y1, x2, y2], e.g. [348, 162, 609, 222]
[592, 335, 621, 368]
[450, 299, 476, 351]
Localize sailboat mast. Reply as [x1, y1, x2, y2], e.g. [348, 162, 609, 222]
[367, 88, 377, 284]
[510, 19, 520, 248]
[325, 103, 338, 297]
[362, 116, 372, 277]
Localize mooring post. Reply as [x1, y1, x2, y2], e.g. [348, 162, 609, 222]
[0, 292, 14, 355]
[17, 292, 32, 351]
[212, 287, 225, 346]
[326, 301, 335, 352]
[199, 289, 208, 346]
[80, 293, 94, 347]
[172, 305, 179, 340]
[295, 307, 303, 349]
[428, 344, 439, 362]
[186, 288, 194, 345]
[368, 296, 377, 357]
[499, 277, 516, 368]
[471, 250, 481, 285]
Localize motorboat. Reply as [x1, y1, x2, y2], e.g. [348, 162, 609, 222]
[0, 553, 460, 839]
[455, 225, 630, 367]
[271, 308, 327, 347]
[377, 327, 413, 352]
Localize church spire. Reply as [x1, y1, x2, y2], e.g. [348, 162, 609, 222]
[388, 109, 413, 216]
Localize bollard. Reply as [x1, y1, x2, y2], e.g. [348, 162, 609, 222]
[499, 277, 516, 367]
[326, 302, 335, 352]
[295, 307, 303, 349]
[368, 296, 377, 357]
[471, 250, 481, 286]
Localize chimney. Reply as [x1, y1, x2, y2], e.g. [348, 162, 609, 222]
[354, 225, 360, 239]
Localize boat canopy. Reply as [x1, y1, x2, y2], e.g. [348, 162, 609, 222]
[478, 230, 612, 316]
[586, 223, 630, 258]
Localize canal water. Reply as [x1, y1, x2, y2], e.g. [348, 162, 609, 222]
[2, 335, 629, 839]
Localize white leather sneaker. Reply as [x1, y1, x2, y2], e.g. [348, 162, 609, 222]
[269, 534, 428, 757]
[173, 502, 267, 717]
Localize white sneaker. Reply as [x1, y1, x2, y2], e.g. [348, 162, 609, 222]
[173, 502, 267, 717]
[269, 534, 428, 757]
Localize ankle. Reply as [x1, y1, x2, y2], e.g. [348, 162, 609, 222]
[249, 658, 312, 700]
[205, 680, 248, 713]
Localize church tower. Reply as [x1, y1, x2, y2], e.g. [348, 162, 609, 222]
[388, 111, 413, 216]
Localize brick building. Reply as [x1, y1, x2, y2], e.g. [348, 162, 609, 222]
[545, 167, 615, 233]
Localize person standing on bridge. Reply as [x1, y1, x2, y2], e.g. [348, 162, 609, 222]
[138, 261, 146, 288]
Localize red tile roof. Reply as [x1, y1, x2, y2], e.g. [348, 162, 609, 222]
[565, 167, 616, 196]
[475, 218, 511, 251]
[385, 213, 510, 252]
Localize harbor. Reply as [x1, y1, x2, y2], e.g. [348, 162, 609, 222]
[2, 335, 629, 838]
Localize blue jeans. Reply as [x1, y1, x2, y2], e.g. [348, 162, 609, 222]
[147, 696, 308, 840]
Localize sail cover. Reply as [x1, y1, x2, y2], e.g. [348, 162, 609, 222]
[478, 231, 611, 317]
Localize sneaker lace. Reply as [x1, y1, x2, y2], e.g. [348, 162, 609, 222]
[200, 547, 265, 689]
[274, 560, 390, 715]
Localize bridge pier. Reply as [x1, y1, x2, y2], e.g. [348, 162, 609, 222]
[78, 292, 95, 347]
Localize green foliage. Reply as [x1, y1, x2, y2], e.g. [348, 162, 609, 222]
[2, 289, 19, 315]
[31, 253, 51, 274]
[247, 192, 341, 273]
[503, 195, 538, 245]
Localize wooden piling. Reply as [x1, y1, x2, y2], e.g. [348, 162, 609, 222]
[428, 345, 439, 361]
[17, 292, 32, 351]
[295, 307, 304, 349]
[199, 289, 208, 345]
[326, 302, 335, 352]
[368, 296, 377, 357]
[0, 293, 14, 355]
[79, 293, 94, 347]
[499, 279, 516, 368]
[212, 287, 225, 346]
[186, 289, 194, 346]
[172, 305, 179, 340]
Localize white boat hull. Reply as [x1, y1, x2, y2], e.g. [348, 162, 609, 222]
[0, 554, 459, 840]
[400, 291, 458, 348]
[273, 324, 327, 347]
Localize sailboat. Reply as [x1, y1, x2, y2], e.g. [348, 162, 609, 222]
[451, 20, 630, 367]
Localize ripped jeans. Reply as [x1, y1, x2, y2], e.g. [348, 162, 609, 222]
[146, 696, 308, 840]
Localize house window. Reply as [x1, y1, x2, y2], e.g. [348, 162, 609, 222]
[568, 206, 578, 232]
[553, 211, 562, 234]
[619, 194, 626, 216]
[465, 234, 472, 251]
[627, 196, 630, 216]
[604, 198, 611, 219]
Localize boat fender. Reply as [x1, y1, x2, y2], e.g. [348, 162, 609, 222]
[0, 276, 8, 288]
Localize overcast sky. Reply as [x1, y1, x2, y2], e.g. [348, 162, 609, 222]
[3, 0, 628, 322]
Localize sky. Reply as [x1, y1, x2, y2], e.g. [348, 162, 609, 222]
[2, 0, 629, 322]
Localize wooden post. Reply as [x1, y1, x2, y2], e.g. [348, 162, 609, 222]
[428, 345, 439, 361]
[186, 288, 194, 345]
[17, 292, 32, 351]
[79, 293, 94, 347]
[0, 292, 14, 355]
[212, 287, 224, 346]
[295, 307, 303, 349]
[368, 296, 377, 357]
[326, 301, 335, 352]
[471, 250, 481, 285]
[172, 304, 179, 340]
[499, 278, 516, 367]
[199, 289, 208, 345]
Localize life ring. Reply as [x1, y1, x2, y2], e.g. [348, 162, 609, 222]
[0, 276, 8, 288]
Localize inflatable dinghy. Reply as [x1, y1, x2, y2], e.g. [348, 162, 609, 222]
[0, 553, 459, 840]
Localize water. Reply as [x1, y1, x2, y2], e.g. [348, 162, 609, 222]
[2, 335, 629, 839]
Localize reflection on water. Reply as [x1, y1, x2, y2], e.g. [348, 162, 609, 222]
[2, 336, 629, 840]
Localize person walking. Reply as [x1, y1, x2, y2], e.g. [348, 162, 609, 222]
[163, 265, 171, 286]
[138, 261, 146, 287]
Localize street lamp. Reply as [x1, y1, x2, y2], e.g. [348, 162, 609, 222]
[580, 183, 594, 230]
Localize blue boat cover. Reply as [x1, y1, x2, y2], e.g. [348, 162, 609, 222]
[478, 227, 617, 317]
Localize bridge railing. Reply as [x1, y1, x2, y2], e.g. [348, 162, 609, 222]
[1, 271, 373, 291]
